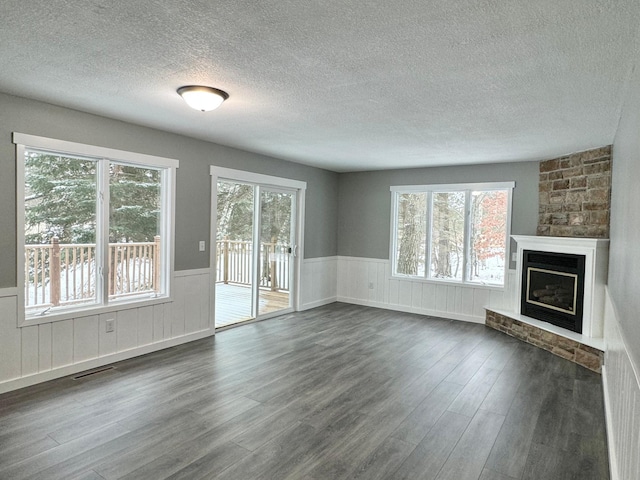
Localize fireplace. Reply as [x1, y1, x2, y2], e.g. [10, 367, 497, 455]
[521, 250, 585, 333]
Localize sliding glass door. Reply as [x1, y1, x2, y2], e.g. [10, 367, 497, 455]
[259, 188, 294, 316]
[215, 180, 255, 326]
[214, 180, 296, 328]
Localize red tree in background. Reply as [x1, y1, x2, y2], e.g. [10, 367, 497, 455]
[471, 191, 508, 279]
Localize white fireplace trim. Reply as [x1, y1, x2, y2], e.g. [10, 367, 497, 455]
[511, 235, 609, 341]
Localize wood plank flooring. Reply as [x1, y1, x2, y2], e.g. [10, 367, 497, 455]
[0, 303, 609, 479]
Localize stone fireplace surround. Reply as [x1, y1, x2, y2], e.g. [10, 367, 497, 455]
[486, 146, 611, 373]
[486, 235, 608, 372]
[537, 146, 611, 238]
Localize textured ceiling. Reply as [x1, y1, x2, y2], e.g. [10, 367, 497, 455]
[0, 0, 638, 172]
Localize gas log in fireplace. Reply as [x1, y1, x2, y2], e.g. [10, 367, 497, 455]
[521, 250, 586, 333]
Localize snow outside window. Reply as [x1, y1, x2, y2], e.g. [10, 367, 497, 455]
[391, 182, 514, 286]
[15, 133, 178, 323]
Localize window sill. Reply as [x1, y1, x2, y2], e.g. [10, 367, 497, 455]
[390, 275, 505, 291]
[19, 295, 173, 327]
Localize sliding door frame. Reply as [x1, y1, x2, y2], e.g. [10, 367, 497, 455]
[209, 166, 306, 329]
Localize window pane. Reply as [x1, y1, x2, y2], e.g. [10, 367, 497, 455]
[395, 193, 427, 276]
[24, 151, 98, 313]
[260, 190, 293, 315]
[430, 191, 465, 280]
[215, 180, 254, 326]
[109, 163, 162, 299]
[469, 190, 508, 284]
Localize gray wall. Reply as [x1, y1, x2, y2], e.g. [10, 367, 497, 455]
[337, 162, 540, 260]
[609, 64, 640, 370]
[0, 93, 339, 288]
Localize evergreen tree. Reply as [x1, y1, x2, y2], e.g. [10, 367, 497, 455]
[24, 152, 160, 245]
[25, 153, 97, 245]
[109, 164, 160, 243]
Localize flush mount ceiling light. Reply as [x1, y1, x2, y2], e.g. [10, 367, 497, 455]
[177, 85, 229, 111]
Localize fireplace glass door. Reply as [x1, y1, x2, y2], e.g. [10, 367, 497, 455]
[520, 250, 585, 333]
[526, 268, 578, 315]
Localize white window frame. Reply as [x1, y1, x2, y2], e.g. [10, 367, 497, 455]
[390, 181, 514, 287]
[14, 133, 179, 326]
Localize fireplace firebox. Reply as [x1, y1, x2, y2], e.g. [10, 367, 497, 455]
[521, 250, 586, 333]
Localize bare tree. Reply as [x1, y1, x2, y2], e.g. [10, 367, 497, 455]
[397, 193, 426, 275]
[431, 192, 464, 279]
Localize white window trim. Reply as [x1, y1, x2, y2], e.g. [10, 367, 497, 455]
[14, 133, 179, 327]
[390, 181, 516, 193]
[390, 181, 514, 288]
[210, 166, 307, 190]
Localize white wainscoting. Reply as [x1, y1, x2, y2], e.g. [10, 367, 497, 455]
[336, 256, 517, 323]
[602, 287, 640, 480]
[300, 256, 338, 310]
[0, 269, 212, 394]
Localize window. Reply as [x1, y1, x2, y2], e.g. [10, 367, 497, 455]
[15, 133, 178, 323]
[391, 182, 513, 286]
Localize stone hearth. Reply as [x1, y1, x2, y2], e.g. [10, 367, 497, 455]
[484, 146, 611, 372]
[486, 309, 603, 372]
[485, 235, 608, 373]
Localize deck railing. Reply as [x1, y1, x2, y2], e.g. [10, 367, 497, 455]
[25, 236, 160, 308]
[215, 238, 290, 291]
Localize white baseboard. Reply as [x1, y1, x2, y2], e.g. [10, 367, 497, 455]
[602, 365, 620, 480]
[300, 256, 338, 311]
[337, 296, 485, 324]
[336, 257, 510, 324]
[299, 297, 338, 311]
[0, 268, 213, 393]
[0, 328, 214, 395]
[602, 286, 640, 480]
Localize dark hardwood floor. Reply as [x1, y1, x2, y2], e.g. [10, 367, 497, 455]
[0, 303, 609, 480]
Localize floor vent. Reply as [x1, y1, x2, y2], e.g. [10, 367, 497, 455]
[72, 366, 115, 380]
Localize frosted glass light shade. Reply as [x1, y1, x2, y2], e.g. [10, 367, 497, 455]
[177, 86, 229, 111]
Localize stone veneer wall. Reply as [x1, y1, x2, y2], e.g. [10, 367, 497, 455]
[486, 309, 603, 373]
[538, 146, 612, 237]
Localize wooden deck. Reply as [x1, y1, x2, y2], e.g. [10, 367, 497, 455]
[215, 283, 289, 328]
